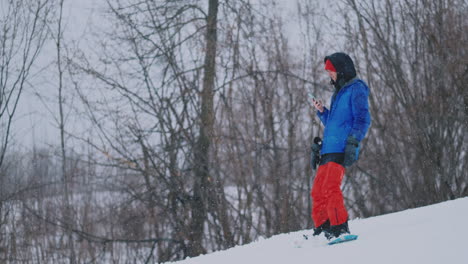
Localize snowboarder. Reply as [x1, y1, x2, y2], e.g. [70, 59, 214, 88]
[310, 52, 371, 240]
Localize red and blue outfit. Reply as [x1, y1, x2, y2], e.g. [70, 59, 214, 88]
[311, 52, 371, 236]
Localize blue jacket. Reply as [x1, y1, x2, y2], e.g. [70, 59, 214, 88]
[317, 78, 371, 157]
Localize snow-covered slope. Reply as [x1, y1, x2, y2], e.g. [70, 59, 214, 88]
[169, 197, 468, 264]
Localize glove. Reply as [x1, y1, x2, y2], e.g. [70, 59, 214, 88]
[311, 137, 322, 170]
[343, 136, 359, 167]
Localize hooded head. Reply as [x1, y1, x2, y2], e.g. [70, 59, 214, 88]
[324, 52, 357, 89]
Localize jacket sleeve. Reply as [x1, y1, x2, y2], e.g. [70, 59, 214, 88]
[317, 107, 329, 126]
[350, 83, 371, 141]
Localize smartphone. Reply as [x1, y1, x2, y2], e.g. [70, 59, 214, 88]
[308, 92, 317, 101]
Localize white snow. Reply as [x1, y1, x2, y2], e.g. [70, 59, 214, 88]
[168, 197, 468, 264]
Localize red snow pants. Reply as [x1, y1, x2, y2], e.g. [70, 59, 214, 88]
[311, 162, 348, 227]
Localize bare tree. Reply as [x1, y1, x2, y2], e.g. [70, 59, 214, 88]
[65, 0, 324, 260]
[51, 0, 77, 261]
[65, 0, 229, 260]
[212, 0, 329, 239]
[342, 0, 468, 216]
[0, 1, 55, 260]
[0, 0, 52, 168]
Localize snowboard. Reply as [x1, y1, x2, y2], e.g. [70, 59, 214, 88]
[327, 234, 358, 245]
[294, 233, 358, 248]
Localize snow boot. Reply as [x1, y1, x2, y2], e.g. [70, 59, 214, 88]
[313, 219, 330, 237]
[327, 221, 350, 240]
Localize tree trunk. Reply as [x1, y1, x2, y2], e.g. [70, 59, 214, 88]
[188, 0, 219, 257]
[56, 0, 76, 262]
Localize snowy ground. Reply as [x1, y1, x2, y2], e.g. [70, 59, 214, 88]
[168, 197, 468, 264]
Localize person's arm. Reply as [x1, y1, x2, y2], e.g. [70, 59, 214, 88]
[343, 83, 371, 167]
[349, 83, 371, 141]
[313, 99, 329, 126]
[317, 107, 329, 126]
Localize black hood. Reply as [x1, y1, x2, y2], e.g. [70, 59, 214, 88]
[324, 52, 357, 89]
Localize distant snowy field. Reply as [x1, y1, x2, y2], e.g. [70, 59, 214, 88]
[168, 197, 468, 264]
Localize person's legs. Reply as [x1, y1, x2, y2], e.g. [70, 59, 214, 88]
[311, 163, 330, 228]
[324, 162, 348, 226]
